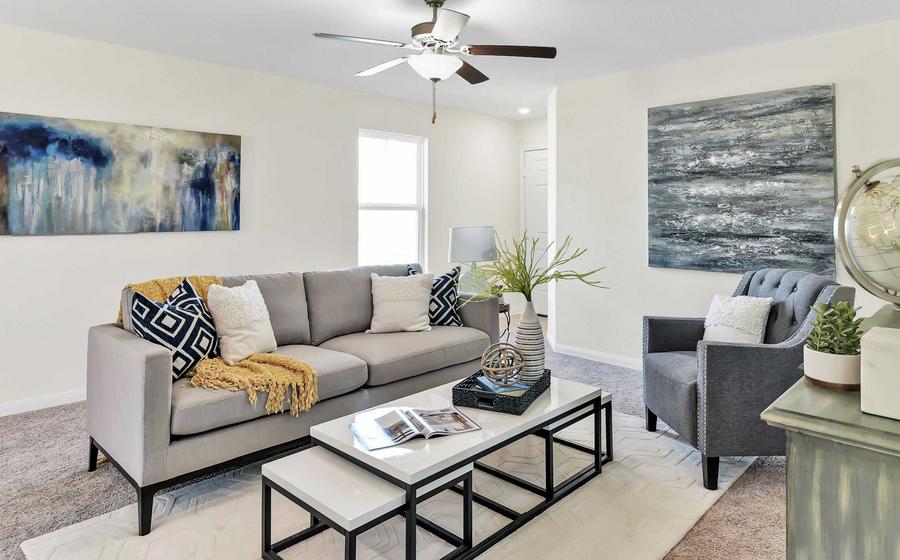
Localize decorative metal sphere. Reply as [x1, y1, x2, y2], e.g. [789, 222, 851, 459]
[480, 343, 524, 386]
[836, 159, 900, 305]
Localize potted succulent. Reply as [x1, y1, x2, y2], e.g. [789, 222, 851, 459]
[475, 232, 605, 384]
[803, 301, 864, 390]
[489, 284, 506, 304]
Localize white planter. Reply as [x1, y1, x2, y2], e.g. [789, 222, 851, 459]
[860, 327, 900, 420]
[803, 346, 861, 390]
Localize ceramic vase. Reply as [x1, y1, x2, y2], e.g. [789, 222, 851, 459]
[516, 301, 545, 385]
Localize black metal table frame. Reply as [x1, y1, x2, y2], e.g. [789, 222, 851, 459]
[284, 395, 612, 560]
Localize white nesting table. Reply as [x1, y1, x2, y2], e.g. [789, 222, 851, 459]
[263, 377, 612, 560]
[263, 447, 472, 560]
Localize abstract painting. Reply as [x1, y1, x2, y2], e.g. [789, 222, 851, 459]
[0, 111, 240, 235]
[648, 85, 835, 275]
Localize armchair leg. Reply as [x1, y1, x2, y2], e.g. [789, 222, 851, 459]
[88, 438, 99, 472]
[645, 407, 657, 432]
[702, 455, 719, 490]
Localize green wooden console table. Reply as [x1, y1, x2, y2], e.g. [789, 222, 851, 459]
[762, 379, 900, 559]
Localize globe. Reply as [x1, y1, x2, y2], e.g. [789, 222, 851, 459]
[837, 160, 900, 305]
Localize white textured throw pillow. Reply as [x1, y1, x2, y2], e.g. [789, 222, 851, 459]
[368, 272, 434, 334]
[207, 280, 277, 364]
[703, 294, 774, 344]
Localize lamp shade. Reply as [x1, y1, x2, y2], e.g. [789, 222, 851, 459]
[408, 53, 463, 81]
[449, 226, 497, 263]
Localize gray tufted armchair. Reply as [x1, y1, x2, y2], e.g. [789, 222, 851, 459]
[642, 269, 855, 490]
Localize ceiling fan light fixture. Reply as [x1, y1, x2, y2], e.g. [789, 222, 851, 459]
[408, 53, 462, 81]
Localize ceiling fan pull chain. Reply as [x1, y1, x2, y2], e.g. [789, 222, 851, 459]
[432, 79, 437, 124]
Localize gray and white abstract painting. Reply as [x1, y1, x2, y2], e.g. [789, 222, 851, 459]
[648, 85, 836, 275]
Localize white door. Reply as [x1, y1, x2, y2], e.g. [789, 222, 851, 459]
[523, 148, 549, 316]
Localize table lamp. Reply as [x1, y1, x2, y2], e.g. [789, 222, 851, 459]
[448, 226, 497, 292]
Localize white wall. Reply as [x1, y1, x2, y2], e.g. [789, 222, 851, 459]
[552, 19, 899, 365]
[0, 24, 520, 411]
[516, 117, 548, 149]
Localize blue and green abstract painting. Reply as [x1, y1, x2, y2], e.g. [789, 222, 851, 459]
[0, 112, 240, 235]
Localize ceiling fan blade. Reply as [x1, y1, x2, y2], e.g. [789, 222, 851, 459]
[456, 61, 488, 85]
[356, 57, 409, 77]
[431, 8, 470, 42]
[314, 33, 407, 48]
[464, 45, 557, 59]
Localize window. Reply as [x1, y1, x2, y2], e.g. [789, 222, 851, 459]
[358, 130, 427, 266]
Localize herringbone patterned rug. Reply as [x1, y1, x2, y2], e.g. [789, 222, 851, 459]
[21, 413, 751, 560]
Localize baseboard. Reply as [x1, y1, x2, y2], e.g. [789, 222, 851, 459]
[553, 343, 642, 371]
[0, 388, 86, 417]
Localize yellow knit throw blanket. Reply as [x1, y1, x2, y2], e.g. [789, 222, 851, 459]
[117, 275, 222, 324]
[119, 275, 319, 416]
[190, 354, 318, 416]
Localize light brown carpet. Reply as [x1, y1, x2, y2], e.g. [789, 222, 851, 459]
[0, 402, 133, 560]
[664, 456, 786, 560]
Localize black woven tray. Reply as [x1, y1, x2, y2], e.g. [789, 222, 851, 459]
[452, 369, 551, 415]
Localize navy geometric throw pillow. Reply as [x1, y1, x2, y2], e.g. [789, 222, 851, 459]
[130, 278, 219, 380]
[408, 265, 463, 327]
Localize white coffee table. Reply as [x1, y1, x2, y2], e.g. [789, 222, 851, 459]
[262, 377, 612, 560]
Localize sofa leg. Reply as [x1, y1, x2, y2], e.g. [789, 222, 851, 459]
[645, 407, 657, 432]
[702, 455, 719, 490]
[88, 438, 99, 472]
[138, 486, 155, 536]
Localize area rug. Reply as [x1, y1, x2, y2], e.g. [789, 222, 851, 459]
[21, 413, 752, 560]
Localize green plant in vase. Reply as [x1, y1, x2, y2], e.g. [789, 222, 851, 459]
[804, 301, 864, 390]
[474, 232, 605, 384]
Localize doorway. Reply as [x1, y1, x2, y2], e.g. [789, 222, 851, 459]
[522, 147, 549, 316]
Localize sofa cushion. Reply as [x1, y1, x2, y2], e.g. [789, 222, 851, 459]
[643, 351, 698, 446]
[319, 326, 489, 386]
[304, 264, 421, 345]
[170, 345, 367, 436]
[221, 272, 310, 346]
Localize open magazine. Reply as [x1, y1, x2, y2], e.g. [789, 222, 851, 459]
[350, 407, 481, 451]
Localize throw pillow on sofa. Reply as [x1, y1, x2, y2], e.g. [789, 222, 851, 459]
[703, 294, 774, 344]
[207, 280, 278, 365]
[407, 265, 463, 327]
[130, 278, 219, 379]
[368, 272, 434, 333]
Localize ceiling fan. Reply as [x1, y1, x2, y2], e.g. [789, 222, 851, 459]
[314, 0, 557, 123]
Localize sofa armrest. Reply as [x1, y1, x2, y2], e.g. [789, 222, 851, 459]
[697, 339, 803, 457]
[643, 316, 705, 355]
[87, 324, 172, 486]
[459, 294, 499, 344]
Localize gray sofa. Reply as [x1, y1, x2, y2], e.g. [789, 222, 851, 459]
[87, 264, 498, 535]
[642, 268, 854, 490]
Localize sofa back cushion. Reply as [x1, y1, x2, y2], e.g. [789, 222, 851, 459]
[221, 272, 310, 346]
[304, 264, 421, 345]
[736, 268, 834, 344]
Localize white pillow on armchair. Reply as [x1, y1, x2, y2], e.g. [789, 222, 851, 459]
[703, 294, 774, 344]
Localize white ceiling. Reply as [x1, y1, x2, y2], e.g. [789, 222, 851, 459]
[2, 0, 900, 119]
